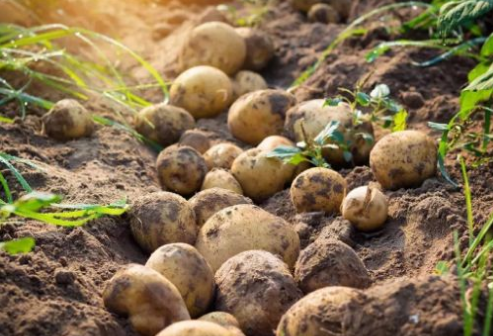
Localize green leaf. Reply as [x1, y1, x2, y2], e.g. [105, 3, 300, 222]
[0, 237, 35, 254]
[438, 0, 493, 36]
[324, 97, 343, 106]
[481, 33, 493, 57]
[465, 67, 493, 92]
[428, 121, 449, 131]
[435, 260, 450, 275]
[356, 92, 371, 106]
[266, 146, 302, 160]
[392, 109, 408, 131]
[288, 153, 308, 166]
[468, 62, 491, 82]
[314, 121, 341, 145]
[459, 89, 493, 116]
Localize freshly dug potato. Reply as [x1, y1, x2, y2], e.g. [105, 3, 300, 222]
[179, 22, 246, 75]
[290, 167, 346, 214]
[231, 148, 294, 202]
[257, 135, 294, 152]
[103, 264, 190, 336]
[294, 239, 371, 293]
[201, 169, 243, 195]
[235, 28, 275, 71]
[341, 185, 388, 231]
[179, 129, 212, 154]
[369, 130, 437, 190]
[289, 0, 351, 18]
[146, 243, 214, 318]
[189, 188, 252, 226]
[42, 99, 94, 141]
[134, 103, 195, 147]
[195, 204, 300, 271]
[129, 192, 198, 253]
[170, 66, 233, 119]
[228, 90, 296, 145]
[308, 4, 340, 23]
[215, 251, 303, 336]
[156, 145, 208, 196]
[199, 312, 245, 336]
[232, 70, 268, 100]
[156, 321, 233, 336]
[203, 143, 243, 170]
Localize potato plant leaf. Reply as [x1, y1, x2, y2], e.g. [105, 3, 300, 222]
[0, 237, 35, 255]
[392, 110, 409, 131]
[438, 0, 493, 36]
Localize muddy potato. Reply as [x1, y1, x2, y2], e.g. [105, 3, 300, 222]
[199, 312, 246, 336]
[257, 135, 294, 152]
[170, 66, 233, 119]
[179, 22, 246, 75]
[129, 192, 197, 253]
[189, 188, 252, 226]
[308, 4, 340, 23]
[341, 185, 388, 231]
[289, 0, 351, 18]
[103, 264, 190, 336]
[201, 169, 243, 195]
[195, 204, 300, 271]
[228, 89, 296, 145]
[232, 70, 268, 100]
[203, 143, 243, 170]
[134, 103, 195, 147]
[42, 99, 94, 141]
[156, 145, 208, 196]
[235, 28, 275, 71]
[156, 321, 233, 336]
[179, 129, 211, 154]
[369, 130, 437, 190]
[290, 167, 347, 214]
[215, 251, 303, 336]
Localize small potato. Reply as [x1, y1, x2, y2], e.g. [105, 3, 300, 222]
[146, 243, 214, 318]
[129, 192, 197, 253]
[203, 143, 243, 170]
[134, 103, 195, 147]
[179, 22, 246, 75]
[228, 89, 296, 145]
[369, 130, 437, 190]
[232, 70, 268, 100]
[156, 321, 233, 336]
[156, 145, 208, 196]
[290, 0, 351, 18]
[341, 185, 388, 231]
[189, 188, 252, 226]
[195, 204, 300, 271]
[290, 167, 346, 214]
[103, 264, 190, 336]
[170, 66, 233, 119]
[257, 135, 294, 152]
[201, 169, 243, 194]
[179, 129, 212, 154]
[308, 4, 340, 23]
[235, 28, 275, 71]
[42, 99, 94, 141]
[199, 312, 246, 336]
[215, 251, 303, 336]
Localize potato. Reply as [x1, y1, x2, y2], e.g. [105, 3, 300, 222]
[231, 148, 294, 202]
[201, 169, 243, 195]
[42, 99, 94, 141]
[179, 22, 246, 75]
[290, 167, 346, 214]
[341, 185, 388, 231]
[156, 321, 233, 336]
[232, 70, 268, 100]
[129, 192, 197, 253]
[235, 28, 275, 71]
[170, 66, 233, 119]
[156, 145, 208, 196]
[179, 129, 212, 154]
[103, 264, 190, 336]
[195, 204, 300, 271]
[196, 7, 231, 25]
[189, 188, 252, 226]
[134, 103, 195, 147]
[215, 251, 303, 336]
[289, 0, 351, 18]
[145, 243, 214, 318]
[203, 143, 243, 170]
[308, 4, 340, 23]
[369, 130, 437, 190]
[228, 89, 296, 145]
[257, 135, 294, 152]
[199, 312, 246, 336]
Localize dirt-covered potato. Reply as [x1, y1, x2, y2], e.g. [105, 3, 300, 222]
[235, 28, 275, 71]
[231, 148, 294, 202]
[257, 135, 294, 152]
[295, 239, 370, 293]
[215, 251, 303, 336]
[170, 66, 233, 119]
[369, 130, 437, 190]
[156, 321, 233, 336]
[179, 129, 212, 154]
[228, 90, 296, 145]
[42, 99, 94, 141]
[290, 167, 346, 213]
[203, 143, 243, 170]
[103, 264, 190, 336]
[134, 103, 195, 147]
[130, 192, 198, 253]
[195, 204, 300, 271]
[201, 169, 243, 195]
[199, 312, 245, 336]
[189, 188, 252, 226]
[145, 243, 214, 318]
[341, 185, 388, 231]
[156, 145, 208, 196]
[179, 22, 246, 75]
[308, 3, 340, 23]
[289, 0, 351, 18]
[232, 70, 268, 100]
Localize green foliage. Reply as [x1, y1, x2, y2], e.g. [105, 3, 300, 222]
[438, 0, 493, 36]
[0, 237, 35, 254]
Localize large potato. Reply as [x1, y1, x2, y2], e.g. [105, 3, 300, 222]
[201, 169, 243, 195]
[369, 130, 437, 190]
[199, 312, 245, 336]
[42, 99, 94, 141]
[103, 264, 190, 336]
[156, 321, 233, 336]
[215, 251, 303, 336]
[203, 143, 243, 170]
[232, 70, 268, 100]
[170, 66, 233, 119]
[179, 22, 246, 75]
[179, 129, 212, 154]
[195, 204, 300, 271]
[228, 90, 296, 145]
[235, 28, 275, 71]
[257, 135, 294, 152]
[341, 185, 388, 231]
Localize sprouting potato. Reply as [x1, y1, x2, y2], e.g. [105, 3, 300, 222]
[201, 169, 244, 195]
[235, 27, 275, 71]
[257, 135, 294, 152]
[179, 129, 212, 154]
[232, 70, 268, 100]
[156, 321, 233, 336]
[203, 143, 243, 170]
[308, 4, 340, 23]
[341, 185, 388, 232]
[42, 99, 94, 141]
[199, 312, 246, 336]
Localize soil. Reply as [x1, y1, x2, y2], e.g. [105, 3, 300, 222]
[0, 1, 492, 336]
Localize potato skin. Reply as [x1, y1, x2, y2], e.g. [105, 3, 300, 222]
[103, 264, 190, 336]
[156, 321, 233, 336]
[199, 312, 246, 336]
[289, 0, 351, 18]
[369, 130, 437, 190]
[232, 70, 268, 100]
[308, 4, 340, 23]
[170, 66, 233, 118]
[145, 243, 215, 318]
[341, 186, 388, 231]
[179, 129, 212, 154]
[195, 204, 300, 271]
[215, 251, 303, 336]
[42, 99, 94, 141]
[129, 192, 198, 253]
[257, 135, 294, 152]
[228, 90, 296, 145]
[203, 143, 243, 170]
[235, 28, 274, 71]
[201, 169, 243, 195]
